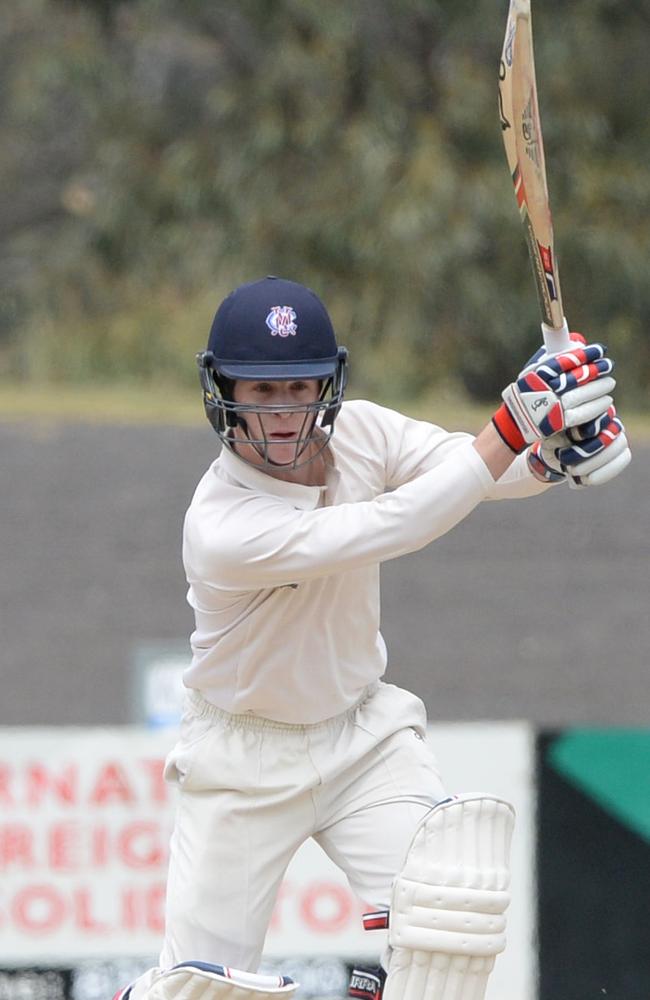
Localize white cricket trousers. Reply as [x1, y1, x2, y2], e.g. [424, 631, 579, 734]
[159, 681, 446, 972]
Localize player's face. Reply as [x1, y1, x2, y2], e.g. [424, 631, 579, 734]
[232, 379, 323, 472]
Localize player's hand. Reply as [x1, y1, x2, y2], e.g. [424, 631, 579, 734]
[528, 405, 631, 487]
[492, 342, 616, 454]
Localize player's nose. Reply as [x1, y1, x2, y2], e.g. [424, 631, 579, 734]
[276, 399, 298, 416]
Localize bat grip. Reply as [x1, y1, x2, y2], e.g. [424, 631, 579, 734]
[541, 318, 571, 355]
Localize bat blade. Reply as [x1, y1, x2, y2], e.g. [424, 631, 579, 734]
[499, 0, 571, 353]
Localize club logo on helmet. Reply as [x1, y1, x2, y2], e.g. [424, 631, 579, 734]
[265, 306, 298, 338]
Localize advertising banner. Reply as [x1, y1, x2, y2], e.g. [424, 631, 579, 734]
[0, 723, 534, 999]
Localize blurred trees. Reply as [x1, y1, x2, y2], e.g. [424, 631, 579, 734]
[1, 0, 648, 405]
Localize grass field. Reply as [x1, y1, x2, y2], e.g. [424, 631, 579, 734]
[0, 382, 647, 440]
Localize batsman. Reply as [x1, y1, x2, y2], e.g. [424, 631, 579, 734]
[114, 273, 630, 1000]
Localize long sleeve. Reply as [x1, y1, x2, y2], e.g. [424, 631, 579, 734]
[184, 441, 494, 591]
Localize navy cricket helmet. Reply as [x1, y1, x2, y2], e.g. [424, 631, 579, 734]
[197, 276, 348, 467]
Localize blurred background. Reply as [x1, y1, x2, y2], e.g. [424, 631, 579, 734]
[1, 1, 649, 998]
[2, 0, 650, 402]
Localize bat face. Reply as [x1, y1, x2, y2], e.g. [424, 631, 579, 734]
[499, 0, 570, 351]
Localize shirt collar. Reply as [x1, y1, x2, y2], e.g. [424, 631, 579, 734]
[217, 445, 328, 511]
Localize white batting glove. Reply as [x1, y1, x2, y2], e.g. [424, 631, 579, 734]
[528, 405, 631, 487]
[492, 342, 616, 454]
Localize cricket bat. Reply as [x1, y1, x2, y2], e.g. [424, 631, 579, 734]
[498, 0, 571, 354]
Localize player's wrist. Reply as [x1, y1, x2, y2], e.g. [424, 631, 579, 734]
[491, 402, 527, 454]
[473, 421, 519, 479]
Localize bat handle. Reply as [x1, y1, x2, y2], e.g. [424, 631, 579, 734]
[541, 317, 572, 355]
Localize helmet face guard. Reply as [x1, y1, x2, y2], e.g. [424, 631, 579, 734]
[197, 347, 348, 469]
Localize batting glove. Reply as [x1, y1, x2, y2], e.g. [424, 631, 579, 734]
[492, 342, 616, 454]
[529, 405, 631, 487]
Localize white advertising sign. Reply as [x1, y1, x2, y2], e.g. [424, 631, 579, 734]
[0, 724, 534, 999]
[0, 730, 171, 959]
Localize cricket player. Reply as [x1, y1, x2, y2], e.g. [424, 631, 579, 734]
[114, 276, 630, 1000]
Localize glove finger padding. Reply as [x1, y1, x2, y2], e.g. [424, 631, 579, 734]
[565, 429, 631, 487]
[518, 330, 587, 375]
[547, 361, 614, 395]
[532, 342, 609, 378]
[570, 442, 632, 487]
[540, 402, 632, 487]
[530, 409, 631, 488]
[561, 386, 615, 429]
[566, 404, 616, 443]
[558, 414, 625, 467]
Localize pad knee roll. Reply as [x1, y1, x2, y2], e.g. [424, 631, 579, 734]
[383, 794, 515, 1000]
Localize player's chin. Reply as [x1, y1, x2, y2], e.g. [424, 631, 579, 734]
[266, 440, 300, 465]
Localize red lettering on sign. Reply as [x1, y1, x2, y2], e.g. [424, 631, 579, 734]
[49, 822, 82, 871]
[90, 763, 135, 805]
[12, 885, 67, 933]
[118, 822, 164, 869]
[122, 887, 139, 930]
[0, 765, 13, 806]
[74, 887, 109, 932]
[300, 883, 352, 933]
[0, 824, 34, 870]
[147, 884, 166, 933]
[26, 764, 77, 806]
[91, 825, 110, 867]
[140, 759, 167, 804]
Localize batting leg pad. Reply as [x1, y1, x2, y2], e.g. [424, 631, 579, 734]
[123, 962, 298, 1000]
[383, 794, 515, 1000]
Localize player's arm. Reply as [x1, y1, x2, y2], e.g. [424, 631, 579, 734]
[472, 421, 517, 480]
[188, 341, 627, 591]
[365, 403, 538, 496]
[379, 408, 546, 500]
[186, 439, 494, 590]
[381, 338, 628, 492]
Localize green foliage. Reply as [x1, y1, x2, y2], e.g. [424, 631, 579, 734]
[1, 0, 648, 406]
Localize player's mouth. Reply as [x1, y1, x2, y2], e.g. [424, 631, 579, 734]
[268, 431, 298, 441]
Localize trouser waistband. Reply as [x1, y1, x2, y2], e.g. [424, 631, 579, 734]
[185, 682, 381, 733]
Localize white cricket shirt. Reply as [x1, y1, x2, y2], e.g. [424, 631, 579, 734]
[182, 399, 547, 723]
